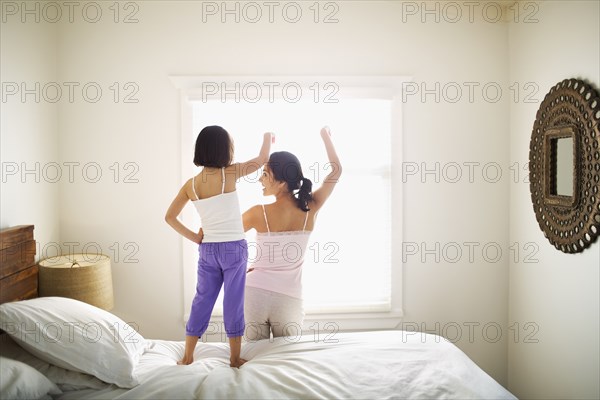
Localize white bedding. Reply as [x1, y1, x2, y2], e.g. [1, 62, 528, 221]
[49, 331, 516, 400]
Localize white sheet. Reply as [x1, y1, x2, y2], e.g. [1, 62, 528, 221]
[53, 331, 515, 399]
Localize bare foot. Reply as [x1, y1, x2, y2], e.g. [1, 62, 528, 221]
[177, 356, 193, 365]
[230, 358, 247, 368]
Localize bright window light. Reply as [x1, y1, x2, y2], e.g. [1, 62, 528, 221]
[187, 97, 392, 314]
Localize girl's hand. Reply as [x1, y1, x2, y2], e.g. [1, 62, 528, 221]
[196, 228, 204, 244]
[320, 126, 331, 138]
[265, 132, 275, 143]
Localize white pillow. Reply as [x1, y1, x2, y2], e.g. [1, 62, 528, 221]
[0, 334, 107, 391]
[0, 297, 150, 388]
[0, 356, 62, 400]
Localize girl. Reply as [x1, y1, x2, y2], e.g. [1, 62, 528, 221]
[165, 126, 273, 367]
[242, 126, 341, 341]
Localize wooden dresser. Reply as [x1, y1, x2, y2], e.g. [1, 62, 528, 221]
[0, 225, 38, 303]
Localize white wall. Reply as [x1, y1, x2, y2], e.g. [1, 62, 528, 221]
[52, 0, 511, 385]
[508, 1, 600, 399]
[0, 14, 60, 255]
[11, 0, 594, 391]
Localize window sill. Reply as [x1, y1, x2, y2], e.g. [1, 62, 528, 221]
[184, 309, 404, 333]
[303, 310, 404, 331]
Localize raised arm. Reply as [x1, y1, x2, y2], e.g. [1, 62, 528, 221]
[165, 182, 203, 244]
[311, 126, 342, 211]
[232, 132, 274, 180]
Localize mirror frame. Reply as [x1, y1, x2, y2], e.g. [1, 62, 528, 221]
[529, 78, 600, 254]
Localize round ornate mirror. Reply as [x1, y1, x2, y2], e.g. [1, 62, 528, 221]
[529, 78, 600, 253]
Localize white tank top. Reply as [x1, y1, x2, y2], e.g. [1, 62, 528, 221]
[245, 205, 311, 299]
[191, 168, 245, 243]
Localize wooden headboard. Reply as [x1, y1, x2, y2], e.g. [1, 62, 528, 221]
[0, 225, 38, 304]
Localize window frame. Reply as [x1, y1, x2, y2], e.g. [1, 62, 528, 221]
[170, 75, 409, 332]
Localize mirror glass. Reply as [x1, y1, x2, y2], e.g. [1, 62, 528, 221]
[551, 137, 574, 196]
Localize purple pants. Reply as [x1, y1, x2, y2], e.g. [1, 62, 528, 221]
[186, 239, 247, 338]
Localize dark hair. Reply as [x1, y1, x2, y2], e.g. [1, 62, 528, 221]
[193, 125, 234, 167]
[268, 151, 313, 212]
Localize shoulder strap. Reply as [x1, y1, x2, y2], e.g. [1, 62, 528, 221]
[192, 176, 199, 200]
[221, 167, 226, 194]
[262, 204, 270, 233]
[303, 211, 309, 232]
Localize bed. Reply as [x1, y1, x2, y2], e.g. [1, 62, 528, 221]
[0, 225, 516, 400]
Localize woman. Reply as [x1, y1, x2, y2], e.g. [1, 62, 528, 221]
[242, 126, 341, 341]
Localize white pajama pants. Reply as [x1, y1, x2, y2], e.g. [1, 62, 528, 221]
[244, 286, 304, 341]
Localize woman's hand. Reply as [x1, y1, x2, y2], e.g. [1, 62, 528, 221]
[310, 125, 341, 211]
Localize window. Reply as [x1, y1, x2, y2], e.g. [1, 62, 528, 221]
[172, 76, 407, 330]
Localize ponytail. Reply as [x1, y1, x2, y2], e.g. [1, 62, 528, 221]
[296, 177, 313, 212]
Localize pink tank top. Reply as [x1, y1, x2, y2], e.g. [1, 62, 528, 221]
[245, 205, 311, 299]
